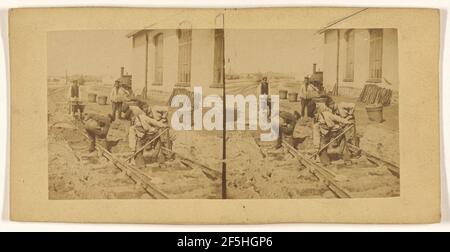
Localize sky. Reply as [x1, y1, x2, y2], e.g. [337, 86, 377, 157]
[47, 30, 133, 77]
[225, 29, 324, 79]
[47, 29, 324, 80]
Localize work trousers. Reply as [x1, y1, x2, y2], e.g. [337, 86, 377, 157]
[300, 98, 313, 118]
[111, 102, 123, 121]
[70, 103, 84, 118]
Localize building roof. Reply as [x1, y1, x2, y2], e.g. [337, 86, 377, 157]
[317, 8, 368, 34]
[125, 12, 224, 38]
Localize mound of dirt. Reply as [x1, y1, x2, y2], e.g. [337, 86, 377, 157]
[359, 124, 399, 165]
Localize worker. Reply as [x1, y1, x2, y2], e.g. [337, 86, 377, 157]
[275, 110, 301, 149]
[149, 105, 175, 162]
[83, 113, 118, 153]
[260, 76, 269, 96]
[315, 97, 353, 166]
[133, 107, 169, 169]
[121, 99, 147, 121]
[326, 98, 359, 147]
[299, 76, 319, 118]
[109, 80, 130, 121]
[67, 80, 84, 120]
[259, 76, 272, 118]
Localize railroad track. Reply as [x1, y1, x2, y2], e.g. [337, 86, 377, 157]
[282, 140, 352, 198]
[348, 144, 400, 178]
[56, 119, 221, 199]
[161, 147, 221, 180]
[282, 140, 400, 199]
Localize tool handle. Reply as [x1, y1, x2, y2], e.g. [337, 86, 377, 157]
[310, 124, 354, 159]
[125, 128, 169, 162]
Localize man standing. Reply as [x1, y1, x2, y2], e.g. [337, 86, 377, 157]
[316, 97, 353, 166]
[67, 80, 84, 119]
[260, 76, 269, 96]
[299, 77, 318, 118]
[259, 76, 272, 118]
[110, 80, 130, 121]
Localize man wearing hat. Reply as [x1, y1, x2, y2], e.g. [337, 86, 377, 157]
[109, 80, 130, 121]
[67, 79, 84, 120]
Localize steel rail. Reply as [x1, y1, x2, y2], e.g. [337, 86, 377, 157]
[73, 122, 169, 199]
[283, 140, 352, 199]
[161, 147, 221, 180]
[348, 144, 400, 178]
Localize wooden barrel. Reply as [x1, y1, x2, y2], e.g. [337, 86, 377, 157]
[288, 92, 298, 102]
[97, 96, 108, 105]
[88, 93, 97, 103]
[366, 104, 384, 123]
[279, 90, 288, 99]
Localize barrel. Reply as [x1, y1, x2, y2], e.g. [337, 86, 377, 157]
[97, 95, 108, 105]
[288, 92, 298, 102]
[366, 104, 384, 123]
[279, 90, 288, 99]
[88, 93, 97, 103]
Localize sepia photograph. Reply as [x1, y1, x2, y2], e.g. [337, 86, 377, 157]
[47, 19, 399, 200]
[225, 28, 400, 199]
[8, 6, 441, 225]
[47, 27, 224, 200]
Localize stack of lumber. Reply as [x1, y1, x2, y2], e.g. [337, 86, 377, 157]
[358, 84, 393, 106]
[330, 83, 339, 96]
[168, 88, 195, 107]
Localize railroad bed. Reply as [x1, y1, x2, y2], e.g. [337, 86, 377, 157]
[280, 140, 399, 198]
[225, 130, 399, 199]
[49, 120, 221, 200]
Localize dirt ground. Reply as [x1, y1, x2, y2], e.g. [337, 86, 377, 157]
[226, 79, 400, 199]
[48, 79, 400, 200]
[48, 83, 221, 200]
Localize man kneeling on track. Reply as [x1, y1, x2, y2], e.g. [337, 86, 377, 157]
[132, 106, 169, 169]
[314, 97, 354, 166]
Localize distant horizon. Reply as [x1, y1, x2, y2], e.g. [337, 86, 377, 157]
[47, 30, 133, 77]
[225, 29, 323, 80]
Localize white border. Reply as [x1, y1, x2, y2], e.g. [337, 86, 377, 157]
[0, 0, 449, 232]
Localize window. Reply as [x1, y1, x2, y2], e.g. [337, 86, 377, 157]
[213, 29, 224, 86]
[154, 33, 164, 85]
[369, 29, 383, 82]
[177, 28, 192, 86]
[344, 30, 355, 81]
